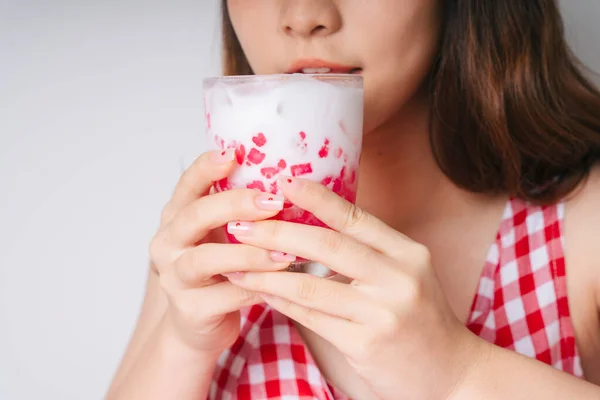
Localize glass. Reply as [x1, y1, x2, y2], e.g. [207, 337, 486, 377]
[203, 74, 364, 277]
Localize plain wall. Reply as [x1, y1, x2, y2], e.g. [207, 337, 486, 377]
[0, 1, 598, 399]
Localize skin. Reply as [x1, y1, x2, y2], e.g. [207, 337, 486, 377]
[107, 0, 600, 399]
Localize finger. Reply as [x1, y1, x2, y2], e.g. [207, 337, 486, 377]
[160, 189, 285, 247]
[177, 281, 263, 319]
[227, 219, 394, 283]
[278, 176, 411, 254]
[260, 294, 362, 351]
[173, 244, 294, 287]
[226, 271, 378, 324]
[162, 149, 236, 224]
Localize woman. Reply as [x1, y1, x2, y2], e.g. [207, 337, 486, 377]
[108, 1, 600, 399]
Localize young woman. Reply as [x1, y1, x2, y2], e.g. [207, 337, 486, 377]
[107, 1, 600, 399]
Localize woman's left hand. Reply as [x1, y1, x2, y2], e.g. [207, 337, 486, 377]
[225, 176, 485, 400]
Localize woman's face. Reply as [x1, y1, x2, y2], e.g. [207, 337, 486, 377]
[226, 0, 442, 133]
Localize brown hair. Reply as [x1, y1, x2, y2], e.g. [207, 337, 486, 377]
[221, 0, 600, 204]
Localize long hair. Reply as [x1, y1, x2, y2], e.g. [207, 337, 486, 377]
[220, 0, 600, 204]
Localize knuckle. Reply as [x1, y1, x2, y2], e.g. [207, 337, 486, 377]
[399, 277, 424, 309]
[318, 230, 344, 254]
[264, 219, 284, 240]
[375, 308, 402, 337]
[302, 307, 321, 328]
[235, 285, 256, 305]
[297, 279, 318, 301]
[174, 251, 197, 284]
[149, 231, 169, 267]
[160, 202, 175, 225]
[410, 244, 432, 267]
[348, 205, 368, 230]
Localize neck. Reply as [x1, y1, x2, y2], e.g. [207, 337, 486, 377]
[357, 93, 500, 236]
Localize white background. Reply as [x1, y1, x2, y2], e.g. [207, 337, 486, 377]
[0, 1, 598, 399]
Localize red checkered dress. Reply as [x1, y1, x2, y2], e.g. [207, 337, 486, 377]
[210, 198, 583, 399]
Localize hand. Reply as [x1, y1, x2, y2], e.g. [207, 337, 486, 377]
[148, 150, 294, 358]
[223, 176, 484, 400]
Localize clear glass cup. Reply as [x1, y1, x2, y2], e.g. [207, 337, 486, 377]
[203, 74, 364, 277]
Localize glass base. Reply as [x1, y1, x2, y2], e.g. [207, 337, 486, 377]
[285, 260, 336, 278]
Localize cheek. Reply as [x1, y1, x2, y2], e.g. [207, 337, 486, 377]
[361, 8, 441, 133]
[227, 1, 281, 74]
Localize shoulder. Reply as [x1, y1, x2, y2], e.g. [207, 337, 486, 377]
[563, 164, 600, 383]
[564, 164, 600, 298]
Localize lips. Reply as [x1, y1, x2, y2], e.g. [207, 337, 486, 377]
[286, 59, 362, 74]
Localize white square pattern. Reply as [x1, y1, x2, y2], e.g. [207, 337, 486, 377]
[505, 297, 526, 324]
[526, 211, 544, 235]
[530, 246, 550, 272]
[274, 325, 291, 344]
[536, 280, 557, 309]
[277, 359, 295, 380]
[514, 336, 536, 357]
[248, 363, 266, 384]
[500, 260, 519, 285]
[545, 320, 561, 348]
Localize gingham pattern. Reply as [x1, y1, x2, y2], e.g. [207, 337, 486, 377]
[468, 198, 583, 376]
[211, 198, 583, 399]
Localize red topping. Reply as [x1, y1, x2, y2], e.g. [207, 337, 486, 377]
[332, 178, 342, 193]
[321, 176, 333, 186]
[291, 163, 313, 177]
[318, 139, 330, 158]
[269, 181, 279, 194]
[334, 148, 343, 159]
[216, 178, 232, 191]
[261, 167, 279, 179]
[248, 148, 266, 164]
[234, 145, 246, 165]
[350, 170, 357, 184]
[278, 159, 287, 169]
[299, 131, 307, 140]
[252, 133, 267, 147]
[340, 166, 346, 180]
[283, 199, 294, 209]
[247, 181, 266, 191]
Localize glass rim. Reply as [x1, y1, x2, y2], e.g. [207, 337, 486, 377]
[203, 73, 363, 88]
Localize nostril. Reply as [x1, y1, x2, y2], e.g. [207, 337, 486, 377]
[311, 25, 327, 35]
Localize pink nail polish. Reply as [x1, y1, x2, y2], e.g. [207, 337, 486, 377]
[212, 149, 235, 164]
[270, 251, 297, 263]
[255, 194, 284, 211]
[227, 221, 253, 235]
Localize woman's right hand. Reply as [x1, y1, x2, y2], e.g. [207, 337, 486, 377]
[149, 149, 293, 358]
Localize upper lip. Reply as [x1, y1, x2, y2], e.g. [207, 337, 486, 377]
[285, 58, 361, 74]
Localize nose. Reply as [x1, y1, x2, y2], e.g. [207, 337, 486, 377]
[280, 0, 342, 38]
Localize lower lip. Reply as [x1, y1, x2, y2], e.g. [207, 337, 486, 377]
[291, 68, 363, 75]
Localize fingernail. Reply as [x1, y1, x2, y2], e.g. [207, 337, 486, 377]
[270, 251, 296, 263]
[227, 221, 253, 236]
[255, 194, 284, 211]
[212, 149, 235, 164]
[278, 175, 304, 190]
[223, 272, 245, 281]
